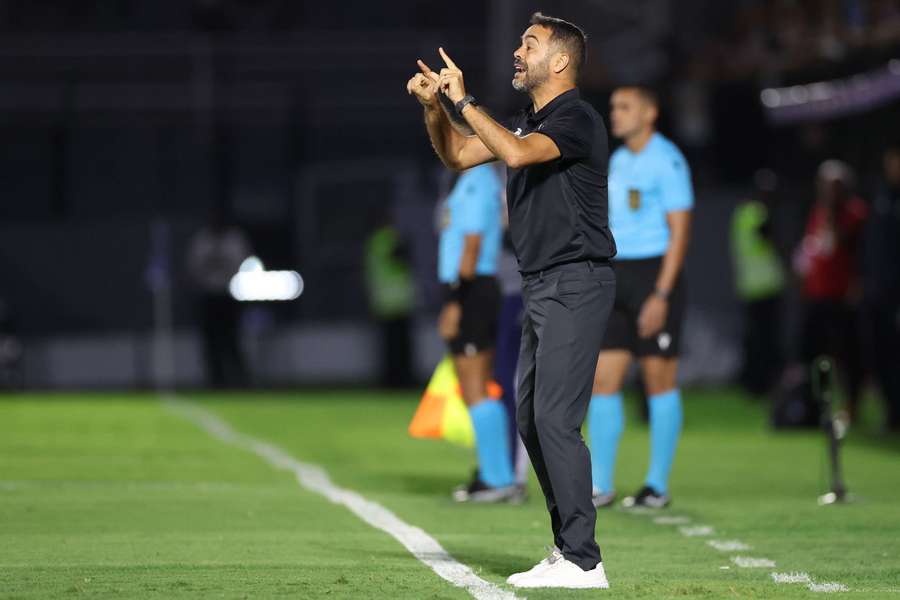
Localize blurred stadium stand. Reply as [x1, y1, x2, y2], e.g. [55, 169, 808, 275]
[0, 0, 897, 389]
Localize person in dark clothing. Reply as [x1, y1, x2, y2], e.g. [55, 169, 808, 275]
[364, 213, 415, 389]
[407, 12, 614, 589]
[186, 211, 251, 388]
[861, 146, 900, 431]
[731, 169, 787, 396]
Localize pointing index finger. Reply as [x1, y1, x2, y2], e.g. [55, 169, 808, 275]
[417, 59, 440, 82]
[438, 47, 458, 70]
[417, 59, 433, 74]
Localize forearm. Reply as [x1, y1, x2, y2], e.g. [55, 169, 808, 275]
[656, 221, 691, 294]
[458, 235, 481, 280]
[424, 106, 468, 169]
[460, 104, 527, 168]
[459, 255, 477, 280]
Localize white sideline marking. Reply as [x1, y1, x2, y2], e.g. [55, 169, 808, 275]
[166, 399, 520, 600]
[808, 582, 849, 593]
[771, 572, 811, 584]
[708, 540, 751, 552]
[679, 525, 715, 537]
[732, 557, 776, 568]
[653, 516, 691, 525]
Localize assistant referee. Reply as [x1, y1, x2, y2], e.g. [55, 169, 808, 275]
[406, 12, 615, 590]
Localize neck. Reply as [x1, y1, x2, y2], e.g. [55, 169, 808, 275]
[530, 80, 576, 113]
[625, 128, 655, 153]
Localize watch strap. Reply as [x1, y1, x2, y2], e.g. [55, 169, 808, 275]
[455, 94, 476, 114]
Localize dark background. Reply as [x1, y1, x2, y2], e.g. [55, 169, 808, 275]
[0, 0, 897, 388]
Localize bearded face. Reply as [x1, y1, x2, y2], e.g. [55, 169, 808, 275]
[512, 53, 551, 93]
[512, 25, 554, 94]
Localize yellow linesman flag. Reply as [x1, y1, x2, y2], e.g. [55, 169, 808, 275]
[408, 356, 503, 448]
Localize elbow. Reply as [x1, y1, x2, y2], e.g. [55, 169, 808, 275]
[445, 159, 464, 173]
[505, 153, 531, 170]
[442, 152, 465, 172]
[505, 155, 525, 170]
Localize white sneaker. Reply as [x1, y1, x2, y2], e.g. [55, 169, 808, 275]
[506, 546, 562, 585]
[510, 557, 609, 589]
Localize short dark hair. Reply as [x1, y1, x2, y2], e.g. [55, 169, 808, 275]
[529, 12, 587, 79]
[618, 85, 660, 108]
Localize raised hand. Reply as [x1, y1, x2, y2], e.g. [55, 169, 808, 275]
[406, 67, 438, 108]
[437, 47, 466, 104]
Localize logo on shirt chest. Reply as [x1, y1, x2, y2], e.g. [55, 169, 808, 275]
[628, 188, 642, 211]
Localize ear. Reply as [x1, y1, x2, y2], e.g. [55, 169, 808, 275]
[645, 102, 659, 125]
[551, 52, 570, 75]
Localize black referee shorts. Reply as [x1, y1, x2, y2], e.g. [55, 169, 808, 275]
[601, 257, 686, 358]
[443, 276, 501, 356]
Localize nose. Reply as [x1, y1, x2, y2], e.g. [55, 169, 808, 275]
[513, 47, 523, 61]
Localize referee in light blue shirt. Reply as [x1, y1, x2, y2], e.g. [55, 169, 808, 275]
[437, 162, 519, 503]
[588, 86, 694, 509]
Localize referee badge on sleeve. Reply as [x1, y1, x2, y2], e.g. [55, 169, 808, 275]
[628, 188, 642, 211]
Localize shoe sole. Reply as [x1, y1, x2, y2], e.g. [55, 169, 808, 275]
[511, 581, 610, 589]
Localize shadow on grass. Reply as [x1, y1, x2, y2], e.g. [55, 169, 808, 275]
[378, 472, 471, 496]
[450, 548, 537, 579]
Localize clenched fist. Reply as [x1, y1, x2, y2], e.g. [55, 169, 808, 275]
[406, 72, 437, 107]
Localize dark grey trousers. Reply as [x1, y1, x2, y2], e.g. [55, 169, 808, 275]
[516, 260, 615, 571]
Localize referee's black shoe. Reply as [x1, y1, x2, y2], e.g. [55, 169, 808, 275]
[621, 485, 671, 509]
[452, 471, 525, 504]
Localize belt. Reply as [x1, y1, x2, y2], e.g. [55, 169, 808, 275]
[521, 258, 610, 281]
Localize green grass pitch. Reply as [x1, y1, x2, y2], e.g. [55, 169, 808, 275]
[1, 389, 898, 598]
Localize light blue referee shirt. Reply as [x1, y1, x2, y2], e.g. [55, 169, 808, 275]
[608, 133, 694, 259]
[437, 164, 503, 284]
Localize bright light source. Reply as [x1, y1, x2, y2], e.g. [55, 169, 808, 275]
[760, 88, 780, 108]
[229, 256, 304, 302]
[239, 256, 264, 273]
[788, 85, 809, 104]
[809, 82, 833, 101]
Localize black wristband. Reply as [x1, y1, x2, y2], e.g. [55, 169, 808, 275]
[455, 94, 476, 115]
[444, 278, 473, 304]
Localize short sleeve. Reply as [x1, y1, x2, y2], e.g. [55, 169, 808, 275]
[658, 151, 694, 212]
[457, 167, 498, 233]
[535, 104, 595, 160]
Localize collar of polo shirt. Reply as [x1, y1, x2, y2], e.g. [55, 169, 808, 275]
[526, 88, 581, 127]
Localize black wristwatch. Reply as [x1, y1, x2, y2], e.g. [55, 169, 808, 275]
[455, 94, 477, 115]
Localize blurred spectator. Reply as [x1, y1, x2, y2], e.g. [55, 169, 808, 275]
[186, 209, 251, 388]
[861, 145, 900, 430]
[0, 299, 23, 389]
[731, 169, 787, 395]
[793, 160, 868, 420]
[715, 0, 900, 80]
[363, 211, 415, 389]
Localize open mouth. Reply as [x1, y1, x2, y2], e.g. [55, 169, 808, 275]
[513, 62, 526, 75]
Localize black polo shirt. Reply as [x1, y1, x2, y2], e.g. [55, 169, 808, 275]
[505, 88, 616, 273]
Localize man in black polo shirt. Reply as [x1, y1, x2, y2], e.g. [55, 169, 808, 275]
[406, 12, 615, 589]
